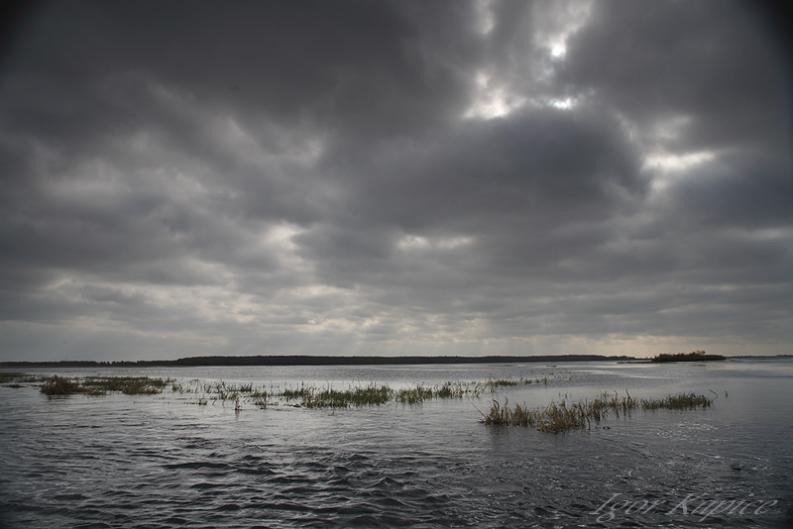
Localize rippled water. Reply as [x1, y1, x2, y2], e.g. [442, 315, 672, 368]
[1, 360, 792, 528]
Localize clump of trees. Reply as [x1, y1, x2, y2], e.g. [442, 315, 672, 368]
[651, 350, 726, 363]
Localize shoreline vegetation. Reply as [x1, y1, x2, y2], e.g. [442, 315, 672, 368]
[650, 350, 726, 363]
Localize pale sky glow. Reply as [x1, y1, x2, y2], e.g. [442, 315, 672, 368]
[397, 234, 475, 251]
[474, 0, 496, 36]
[463, 72, 527, 120]
[548, 97, 577, 110]
[644, 151, 717, 172]
[0, 0, 791, 360]
[549, 41, 567, 59]
[535, 0, 593, 61]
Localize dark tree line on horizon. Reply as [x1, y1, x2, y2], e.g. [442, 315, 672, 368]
[0, 354, 633, 368]
[2, 352, 787, 368]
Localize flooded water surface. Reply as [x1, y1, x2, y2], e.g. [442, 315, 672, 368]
[1, 359, 792, 528]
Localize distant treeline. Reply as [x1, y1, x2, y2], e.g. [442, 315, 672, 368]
[0, 354, 634, 368]
[650, 350, 726, 363]
[3, 353, 788, 369]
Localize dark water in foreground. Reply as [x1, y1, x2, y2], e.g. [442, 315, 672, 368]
[1, 360, 792, 528]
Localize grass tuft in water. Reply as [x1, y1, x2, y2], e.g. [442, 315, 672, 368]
[395, 385, 435, 404]
[201, 381, 250, 400]
[640, 393, 712, 410]
[281, 384, 314, 401]
[303, 385, 393, 408]
[40, 376, 86, 396]
[435, 381, 472, 399]
[483, 399, 535, 427]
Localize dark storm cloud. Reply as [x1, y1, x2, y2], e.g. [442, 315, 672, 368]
[0, 0, 791, 359]
[3, 1, 479, 141]
[559, 0, 792, 151]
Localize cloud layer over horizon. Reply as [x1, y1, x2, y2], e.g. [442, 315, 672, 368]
[1, 0, 791, 360]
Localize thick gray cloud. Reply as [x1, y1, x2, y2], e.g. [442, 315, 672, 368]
[0, 0, 791, 360]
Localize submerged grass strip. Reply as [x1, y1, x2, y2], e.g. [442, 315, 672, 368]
[484, 377, 549, 390]
[280, 380, 487, 407]
[39, 375, 173, 396]
[82, 376, 172, 395]
[0, 372, 47, 384]
[483, 392, 713, 433]
[30, 373, 561, 408]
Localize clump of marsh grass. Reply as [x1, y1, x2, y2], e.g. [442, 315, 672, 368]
[591, 391, 639, 418]
[395, 385, 435, 404]
[173, 379, 265, 401]
[640, 393, 712, 410]
[303, 385, 392, 408]
[536, 401, 598, 433]
[444, 381, 475, 399]
[165, 379, 277, 404]
[483, 399, 594, 432]
[483, 391, 713, 433]
[273, 383, 393, 407]
[40, 376, 86, 396]
[435, 381, 481, 399]
[201, 381, 246, 400]
[281, 383, 315, 401]
[394, 381, 483, 404]
[483, 399, 535, 427]
[251, 394, 268, 408]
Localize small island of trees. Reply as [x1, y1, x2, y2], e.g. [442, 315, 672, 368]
[651, 350, 726, 363]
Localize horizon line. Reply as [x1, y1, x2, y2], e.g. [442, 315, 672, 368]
[1, 353, 790, 368]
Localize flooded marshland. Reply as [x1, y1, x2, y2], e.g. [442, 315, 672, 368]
[1, 359, 791, 528]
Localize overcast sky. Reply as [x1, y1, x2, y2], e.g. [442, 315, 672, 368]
[1, 0, 791, 360]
